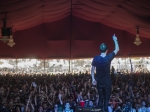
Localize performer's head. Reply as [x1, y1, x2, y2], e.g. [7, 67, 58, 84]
[100, 43, 108, 53]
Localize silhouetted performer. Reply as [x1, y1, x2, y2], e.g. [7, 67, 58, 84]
[91, 34, 119, 112]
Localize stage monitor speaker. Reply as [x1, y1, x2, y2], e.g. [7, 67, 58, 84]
[75, 107, 103, 112]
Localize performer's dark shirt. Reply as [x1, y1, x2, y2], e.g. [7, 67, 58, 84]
[92, 52, 115, 87]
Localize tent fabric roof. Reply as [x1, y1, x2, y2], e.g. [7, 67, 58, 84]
[0, 0, 150, 58]
[0, 0, 150, 38]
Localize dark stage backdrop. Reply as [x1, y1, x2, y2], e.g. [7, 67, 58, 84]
[0, 16, 150, 58]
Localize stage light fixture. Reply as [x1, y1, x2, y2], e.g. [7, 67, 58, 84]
[0, 12, 15, 47]
[134, 26, 142, 46]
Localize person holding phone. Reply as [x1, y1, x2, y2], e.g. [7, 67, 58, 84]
[91, 34, 119, 112]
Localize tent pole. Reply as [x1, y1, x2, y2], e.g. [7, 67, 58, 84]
[69, 0, 73, 73]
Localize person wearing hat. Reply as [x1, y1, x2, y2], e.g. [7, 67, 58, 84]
[91, 34, 119, 112]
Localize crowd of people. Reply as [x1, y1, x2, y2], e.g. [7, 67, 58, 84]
[0, 72, 150, 112]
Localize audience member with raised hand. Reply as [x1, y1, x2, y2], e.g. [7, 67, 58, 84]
[0, 71, 150, 112]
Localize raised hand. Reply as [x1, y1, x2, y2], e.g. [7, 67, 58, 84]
[92, 80, 97, 85]
[112, 34, 117, 41]
[58, 93, 62, 99]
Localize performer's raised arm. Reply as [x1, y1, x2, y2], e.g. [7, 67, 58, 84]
[113, 34, 119, 55]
